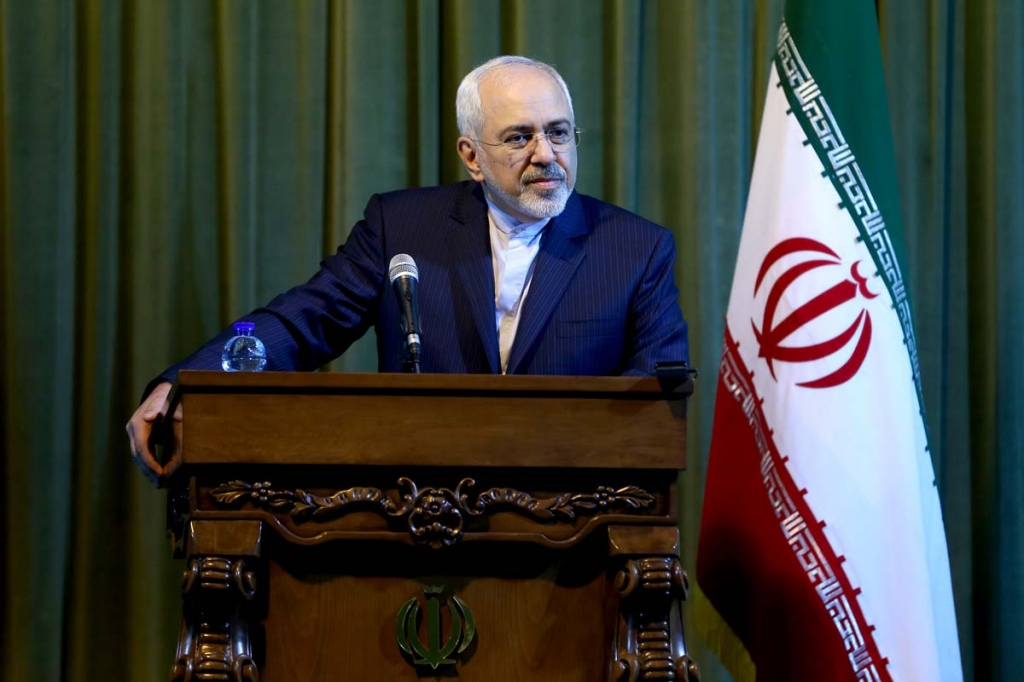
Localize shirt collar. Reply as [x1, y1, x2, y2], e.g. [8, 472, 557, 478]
[485, 196, 550, 239]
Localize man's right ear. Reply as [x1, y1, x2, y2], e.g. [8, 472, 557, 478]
[457, 138, 485, 182]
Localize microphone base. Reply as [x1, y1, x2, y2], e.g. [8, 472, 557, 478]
[402, 340, 422, 374]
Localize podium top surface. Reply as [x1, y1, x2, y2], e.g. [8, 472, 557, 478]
[177, 370, 689, 396]
[175, 371, 691, 470]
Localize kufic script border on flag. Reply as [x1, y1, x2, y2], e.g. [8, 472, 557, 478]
[719, 327, 888, 681]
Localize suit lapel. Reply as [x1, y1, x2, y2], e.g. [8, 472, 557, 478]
[507, 192, 589, 374]
[447, 183, 501, 373]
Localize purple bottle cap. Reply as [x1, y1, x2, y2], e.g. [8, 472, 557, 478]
[233, 321, 255, 334]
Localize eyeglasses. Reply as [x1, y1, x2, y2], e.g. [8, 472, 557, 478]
[471, 127, 584, 154]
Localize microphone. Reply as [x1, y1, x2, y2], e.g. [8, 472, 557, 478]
[388, 254, 422, 372]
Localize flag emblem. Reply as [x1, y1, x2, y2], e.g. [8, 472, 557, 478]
[752, 237, 878, 389]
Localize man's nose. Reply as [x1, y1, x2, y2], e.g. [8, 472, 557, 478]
[529, 134, 558, 164]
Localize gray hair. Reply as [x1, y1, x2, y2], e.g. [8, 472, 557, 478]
[455, 56, 575, 139]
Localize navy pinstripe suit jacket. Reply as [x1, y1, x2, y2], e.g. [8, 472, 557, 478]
[159, 181, 688, 383]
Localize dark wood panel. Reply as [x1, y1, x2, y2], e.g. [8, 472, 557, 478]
[182, 392, 685, 469]
[260, 541, 612, 681]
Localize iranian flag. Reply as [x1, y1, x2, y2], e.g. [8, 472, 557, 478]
[696, 2, 963, 680]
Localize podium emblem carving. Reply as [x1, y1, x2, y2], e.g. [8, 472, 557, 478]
[396, 586, 476, 670]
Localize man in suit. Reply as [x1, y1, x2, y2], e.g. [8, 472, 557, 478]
[126, 55, 689, 482]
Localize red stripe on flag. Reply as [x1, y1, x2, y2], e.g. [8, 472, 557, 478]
[697, 326, 890, 681]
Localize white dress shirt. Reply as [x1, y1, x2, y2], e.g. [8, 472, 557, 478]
[486, 198, 550, 374]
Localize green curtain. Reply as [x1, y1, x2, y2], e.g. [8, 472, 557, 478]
[2, 1, 1020, 680]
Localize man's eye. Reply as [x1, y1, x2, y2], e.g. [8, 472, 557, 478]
[547, 128, 571, 144]
[503, 133, 529, 147]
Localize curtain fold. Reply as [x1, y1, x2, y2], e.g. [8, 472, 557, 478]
[2, 1, 1020, 679]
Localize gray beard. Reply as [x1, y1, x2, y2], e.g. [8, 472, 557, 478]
[490, 181, 571, 219]
[480, 163, 573, 220]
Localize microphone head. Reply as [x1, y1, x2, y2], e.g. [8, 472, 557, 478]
[388, 253, 418, 283]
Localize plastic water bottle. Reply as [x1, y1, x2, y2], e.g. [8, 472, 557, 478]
[221, 322, 267, 372]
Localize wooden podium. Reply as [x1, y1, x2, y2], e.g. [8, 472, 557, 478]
[165, 370, 700, 682]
